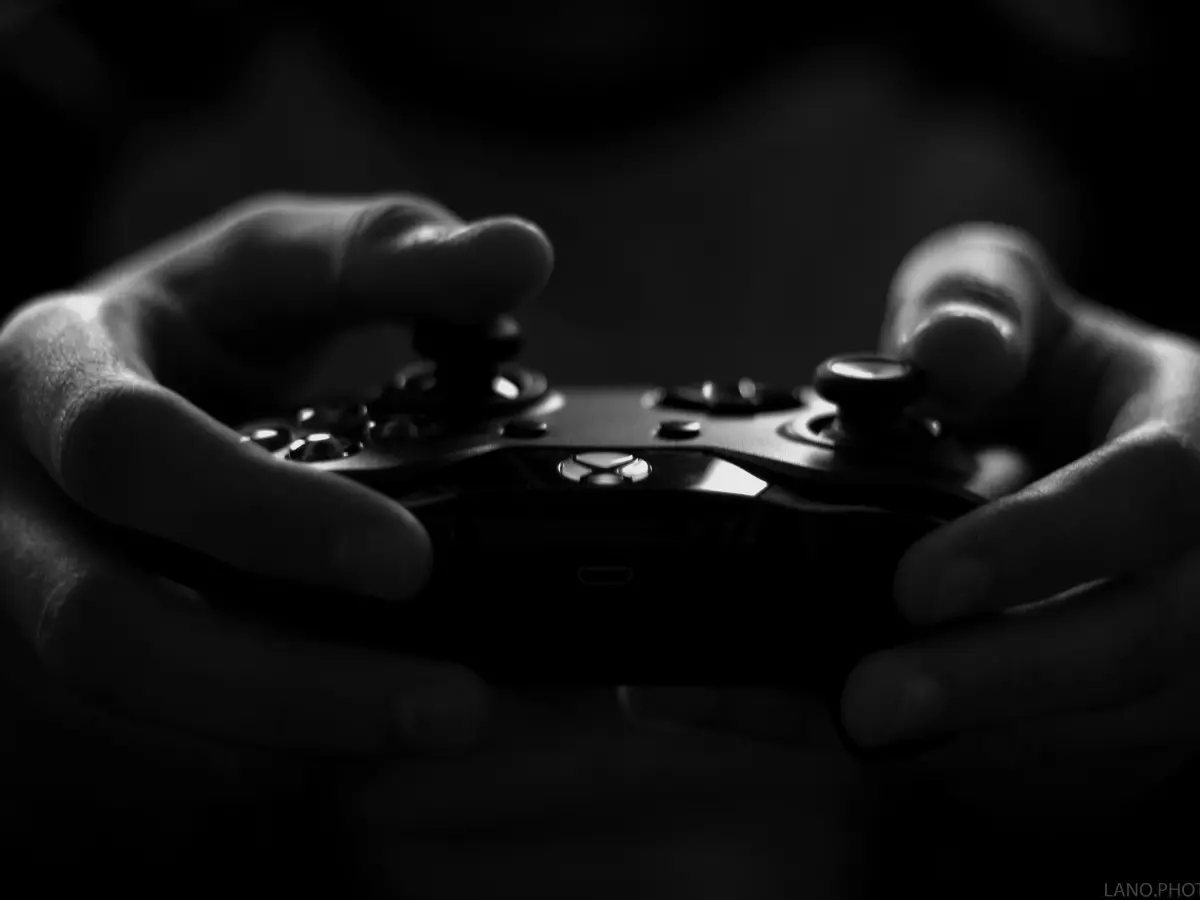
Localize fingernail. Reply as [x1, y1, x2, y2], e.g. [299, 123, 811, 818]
[934, 558, 991, 619]
[395, 222, 472, 249]
[902, 303, 1027, 405]
[908, 301, 1016, 350]
[394, 680, 489, 753]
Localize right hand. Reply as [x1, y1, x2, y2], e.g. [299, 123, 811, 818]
[0, 193, 553, 758]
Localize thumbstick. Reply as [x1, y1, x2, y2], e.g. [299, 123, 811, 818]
[389, 315, 546, 416]
[412, 315, 523, 367]
[813, 355, 924, 417]
[410, 315, 523, 405]
[812, 354, 929, 444]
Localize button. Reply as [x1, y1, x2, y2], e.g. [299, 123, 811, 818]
[297, 404, 371, 431]
[559, 454, 652, 484]
[616, 458, 651, 481]
[239, 426, 291, 452]
[574, 451, 634, 470]
[492, 374, 522, 401]
[286, 433, 360, 463]
[383, 359, 550, 415]
[502, 418, 548, 438]
[655, 419, 701, 440]
[658, 378, 801, 414]
[370, 415, 448, 444]
[558, 460, 593, 482]
[812, 354, 923, 414]
[584, 473, 625, 486]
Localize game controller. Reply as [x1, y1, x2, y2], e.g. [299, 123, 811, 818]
[232, 318, 1021, 680]
[151, 314, 1027, 753]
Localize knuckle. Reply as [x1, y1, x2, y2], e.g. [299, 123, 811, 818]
[333, 194, 461, 296]
[1133, 421, 1199, 468]
[0, 299, 63, 401]
[894, 222, 1058, 310]
[206, 192, 460, 295]
[0, 294, 63, 343]
[927, 222, 1048, 270]
[223, 191, 454, 241]
[343, 193, 458, 246]
[220, 192, 311, 227]
[1127, 422, 1200, 529]
[208, 194, 316, 259]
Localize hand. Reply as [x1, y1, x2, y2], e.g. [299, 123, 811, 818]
[0, 193, 553, 758]
[627, 223, 1200, 817]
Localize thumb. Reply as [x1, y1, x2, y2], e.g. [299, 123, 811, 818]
[879, 223, 1069, 428]
[141, 193, 555, 339]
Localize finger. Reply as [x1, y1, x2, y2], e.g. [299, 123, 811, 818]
[879, 223, 1073, 430]
[843, 558, 1200, 747]
[913, 679, 1200, 768]
[0, 449, 489, 755]
[145, 193, 555, 338]
[276, 322, 413, 406]
[52, 576, 490, 755]
[895, 422, 1200, 623]
[3, 299, 432, 600]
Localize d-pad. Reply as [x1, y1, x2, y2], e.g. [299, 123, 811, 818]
[557, 451, 651, 486]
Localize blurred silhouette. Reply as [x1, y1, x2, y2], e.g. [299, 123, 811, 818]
[1, 2, 1182, 362]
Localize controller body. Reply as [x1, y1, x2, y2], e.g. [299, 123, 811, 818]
[218, 323, 1027, 699]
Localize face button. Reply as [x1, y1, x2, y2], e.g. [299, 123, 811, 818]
[573, 451, 635, 470]
[615, 458, 651, 481]
[559, 452, 652, 484]
[655, 419, 701, 440]
[239, 426, 292, 452]
[584, 473, 625, 486]
[558, 459, 593, 482]
[296, 404, 371, 432]
[286, 432, 361, 463]
[502, 418, 549, 438]
[369, 415, 451, 445]
[658, 378, 801, 415]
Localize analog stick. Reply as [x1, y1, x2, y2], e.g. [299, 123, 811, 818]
[392, 315, 547, 414]
[812, 354, 927, 439]
[413, 315, 523, 402]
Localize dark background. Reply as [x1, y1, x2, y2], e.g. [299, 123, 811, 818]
[0, 0, 1186, 332]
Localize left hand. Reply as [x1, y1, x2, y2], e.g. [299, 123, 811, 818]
[628, 223, 1200, 818]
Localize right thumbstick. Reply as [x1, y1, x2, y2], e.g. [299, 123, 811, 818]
[813, 354, 925, 424]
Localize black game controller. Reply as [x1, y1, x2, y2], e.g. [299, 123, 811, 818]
[158, 315, 1028, 754]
